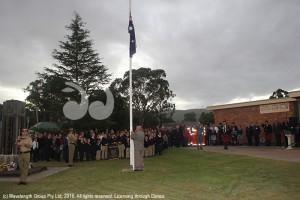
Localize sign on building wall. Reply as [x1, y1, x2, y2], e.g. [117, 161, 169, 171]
[260, 103, 289, 114]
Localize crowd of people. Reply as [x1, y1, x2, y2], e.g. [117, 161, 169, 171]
[196, 117, 300, 149]
[29, 117, 299, 163]
[29, 126, 182, 163]
[15, 118, 298, 185]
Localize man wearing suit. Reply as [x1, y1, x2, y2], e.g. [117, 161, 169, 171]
[131, 125, 145, 171]
[246, 124, 253, 146]
[195, 122, 204, 150]
[253, 122, 261, 146]
[273, 119, 282, 146]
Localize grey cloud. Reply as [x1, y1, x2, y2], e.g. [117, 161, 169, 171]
[0, 0, 299, 109]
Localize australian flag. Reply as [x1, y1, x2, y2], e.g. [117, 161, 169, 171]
[128, 13, 136, 58]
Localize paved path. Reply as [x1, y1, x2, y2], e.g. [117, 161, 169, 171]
[193, 145, 300, 163]
[0, 167, 69, 183]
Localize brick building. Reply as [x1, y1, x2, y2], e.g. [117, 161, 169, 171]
[207, 90, 300, 142]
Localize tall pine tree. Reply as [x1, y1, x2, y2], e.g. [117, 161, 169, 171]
[26, 12, 111, 124]
[41, 12, 111, 94]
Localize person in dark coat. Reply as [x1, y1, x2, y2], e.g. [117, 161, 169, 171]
[90, 131, 97, 161]
[37, 134, 45, 161]
[62, 134, 69, 163]
[44, 133, 52, 161]
[157, 132, 164, 155]
[85, 138, 91, 161]
[221, 121, 230, 150]
[54, 134, 62, 161]
[168, 127, 174, 147]
[218, 123, 223, 145]
[195, 122, 204, 150]
[273, 119, 282, 146]
[174, 125, 182, 148]
[144, 136, 150, 157]
[253, 122, 261, 146]
[236, 125, 243, 146]
[77, 136, 85, 162]
[282, 118, 294, 147]
[295, 124, 300, 147]
[262, 121, 273, 146]
[163, 133, 168, 149]
[246, 124, 253, 146]
[230, 126, 237, 146]
[148, 133, 155, 156]
[205, 125, 211, 146]
[125, 135, 130, 159]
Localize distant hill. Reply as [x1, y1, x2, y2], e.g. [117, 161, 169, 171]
[172, 108, 207, 123]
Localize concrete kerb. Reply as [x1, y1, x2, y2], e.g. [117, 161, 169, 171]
[0, 167, 69, 183]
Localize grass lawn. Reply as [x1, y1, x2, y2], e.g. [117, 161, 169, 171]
[1, 148, 300, 200]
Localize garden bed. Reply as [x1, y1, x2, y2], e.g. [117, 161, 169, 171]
[0, 166, 47, 177]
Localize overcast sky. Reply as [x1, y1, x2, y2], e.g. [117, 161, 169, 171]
[0, 0, 299, 110]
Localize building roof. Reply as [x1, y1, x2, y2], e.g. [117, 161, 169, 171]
[289, 90, 300, 98]
[207, 90, 300, 111]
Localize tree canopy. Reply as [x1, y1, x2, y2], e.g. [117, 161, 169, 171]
[183, 112, 197, 122]
[112, 67, 175, 127]
[25, 12, 111, 128]
[43, 12, 111, 94]
[198, 112, 214, 125]
[269, 89, 289, 99]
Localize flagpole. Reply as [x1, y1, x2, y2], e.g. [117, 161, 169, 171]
[129, 55, 134, 168]
[129, 0, 135, 169]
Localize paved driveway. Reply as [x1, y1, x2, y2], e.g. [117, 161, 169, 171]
[194, 145, 300, 163]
